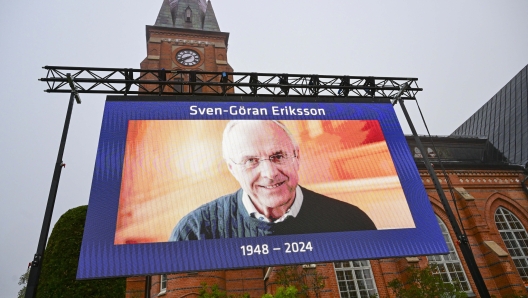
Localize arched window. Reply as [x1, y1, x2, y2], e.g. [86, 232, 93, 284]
[495, 206, 528, 286]
[427, 216, 472, 293]
[334, 260, 377, 298]
[185, 7, 192, 22]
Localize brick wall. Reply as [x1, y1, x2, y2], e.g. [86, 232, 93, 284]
[126, 168, 528, 297]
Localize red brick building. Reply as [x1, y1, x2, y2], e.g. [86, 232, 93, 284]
[126, 1, 528, 297]
[139, 0, 232, 95]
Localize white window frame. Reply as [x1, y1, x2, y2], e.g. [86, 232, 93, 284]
[427, 215, 473, 294]
[495, 206, 528, 287]
[158, 274, 167, 296]
[333, 260, 378, 298]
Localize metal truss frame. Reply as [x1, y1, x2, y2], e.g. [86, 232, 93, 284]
[40, 66, 422, 99]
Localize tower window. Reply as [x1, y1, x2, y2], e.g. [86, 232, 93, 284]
[172, 78, 183, 93]
[185, 7, 192, 22]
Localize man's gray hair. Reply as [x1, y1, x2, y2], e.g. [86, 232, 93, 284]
[222, 120, 299, 160]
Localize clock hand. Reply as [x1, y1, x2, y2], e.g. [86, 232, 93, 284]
[178, 55, 193, 62]
[184, 56, 194, 61]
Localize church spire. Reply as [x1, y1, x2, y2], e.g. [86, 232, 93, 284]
[153, 0, 220, 32]
[203, 0, 220, 31]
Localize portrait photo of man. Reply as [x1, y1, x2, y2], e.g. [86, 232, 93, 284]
[169, 120, 377, 241]
[114, 118, 415, 245]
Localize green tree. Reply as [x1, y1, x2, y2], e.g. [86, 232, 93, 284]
[198, 283, 250, 298]
[36, 205, 126, 297]
[274, 265, 325, 297]
[199, 283, 228, 298]
[262, 286, 298, 298]
[18, 267, 30, 298]
[388, 264, 468, 298]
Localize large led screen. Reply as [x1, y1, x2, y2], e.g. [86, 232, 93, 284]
[77, 96, 447, 279]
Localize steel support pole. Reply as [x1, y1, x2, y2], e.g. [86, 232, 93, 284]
[25, 91, 76, 298]
[397, 97, 490, 297]
[144, 275, 152, 298]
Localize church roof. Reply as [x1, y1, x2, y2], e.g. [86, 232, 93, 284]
[202, 0, 220, 31]
[154, 0, 220, 32]
[154, 0, 174, 28]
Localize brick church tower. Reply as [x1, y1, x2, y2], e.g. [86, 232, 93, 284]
[139, 0, 233, 94]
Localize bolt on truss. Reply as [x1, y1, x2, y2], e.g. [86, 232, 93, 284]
[40, 66, 422, 99]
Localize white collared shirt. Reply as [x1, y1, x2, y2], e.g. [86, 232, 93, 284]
[242, 186, 304, 223]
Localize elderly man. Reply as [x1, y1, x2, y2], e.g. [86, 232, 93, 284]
[169, 120, 376, 241]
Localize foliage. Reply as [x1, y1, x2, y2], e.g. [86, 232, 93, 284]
[18, 267, 30, 298]
[198, 282, 298, 298]
[36, 205, 126, 298]
[262, 286, 298, 298]
[388, 264, 468, 298]
[199, 283, 228, 298]
[198, 283, 250, 298]
[274, 265, 325, 297]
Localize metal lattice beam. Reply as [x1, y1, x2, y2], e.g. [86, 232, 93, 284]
[40, 66, 422, 99]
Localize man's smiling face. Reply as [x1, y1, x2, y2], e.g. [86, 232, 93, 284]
[225, 121, 299, 215]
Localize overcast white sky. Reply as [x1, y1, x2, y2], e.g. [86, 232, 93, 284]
[0, 0, 527, 296]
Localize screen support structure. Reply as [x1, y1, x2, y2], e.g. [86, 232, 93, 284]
[144, 275, 152, 298]
[40, 66, 422, 99]
[394, 84, 490, 298]
[25, 74, 81, 298]
[37, 67, 488, 293]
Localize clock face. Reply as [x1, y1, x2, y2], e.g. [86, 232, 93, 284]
[176, 49, 201, 66]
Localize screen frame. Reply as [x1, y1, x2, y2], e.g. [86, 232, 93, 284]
[77, 96, 447, 279]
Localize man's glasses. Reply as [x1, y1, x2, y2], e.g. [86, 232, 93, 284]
[230, 153, 297, 169]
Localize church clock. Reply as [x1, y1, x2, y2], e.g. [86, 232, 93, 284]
[175, 49, 201, 66]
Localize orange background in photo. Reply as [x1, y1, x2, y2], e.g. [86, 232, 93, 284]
[114, 120, 415, 244]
